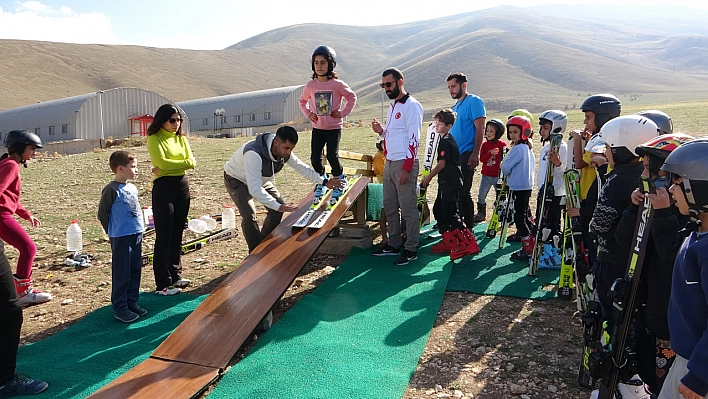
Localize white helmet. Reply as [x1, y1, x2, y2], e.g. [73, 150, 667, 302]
[539, 110, 568, 135]
[596, 115, 659, 158]
[584, 134, 606, 154]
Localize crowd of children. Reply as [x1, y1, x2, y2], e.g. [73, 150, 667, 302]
[2, 47, 708, 398]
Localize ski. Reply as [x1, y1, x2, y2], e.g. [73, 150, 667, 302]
[141, 228, 238, 266]
[564, 168, 592, 311]
[418, 122, 440, 229]
[498, 180, 513, 249]
[485, 148, 509, 238]
[530, 133, 562, 276]
[307, 176, 361, 229]
[558, 212, 575, 300]
[292, 186, 331, 228]
[593, 176, 656, 398]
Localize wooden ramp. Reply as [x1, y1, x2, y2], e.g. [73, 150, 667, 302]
[88, 178, 368, 399]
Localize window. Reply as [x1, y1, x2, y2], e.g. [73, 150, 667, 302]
[221, 116, 227, 124]
[248, 114, 256, 121]
[264, 112, 271, 121]
[234, 115, 241, 123]
[34, 128, 40, 135]
[62, 124, 68, 134]
[49, 126, 55, 135]
[202, 118, 208, 126]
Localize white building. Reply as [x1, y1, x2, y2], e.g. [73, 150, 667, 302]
[177, 85, 306, 137]
[0, 87, 184, 144]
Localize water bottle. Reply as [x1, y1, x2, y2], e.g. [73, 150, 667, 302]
[200, 215, 217, 231]
[66, 220, 83, 252]
[143, 206, 154, 228]
[222, 205, 236, 230]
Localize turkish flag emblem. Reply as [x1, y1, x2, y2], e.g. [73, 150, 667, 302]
[395, 112, 401, 119]
[440, 150, 446, 157]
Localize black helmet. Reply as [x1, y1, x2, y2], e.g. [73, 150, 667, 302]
[312, 45, 337, 76]
[486, 119, 505, 140]
[636, 110, 672, 136]
[581, 94, 621, 132]
[5, 129, 43, 153]
[661, 139, 708, 217]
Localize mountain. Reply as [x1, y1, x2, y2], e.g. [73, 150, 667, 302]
[1, 5, 708, 115]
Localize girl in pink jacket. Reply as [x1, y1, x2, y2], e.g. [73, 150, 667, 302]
[298, 45, 357, 205]
[0, 130, 51, 307]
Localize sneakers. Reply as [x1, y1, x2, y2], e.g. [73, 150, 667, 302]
[155, 286, 180, 296]
[0, 374, 48, 397]
[129, 304, 147, 316]
[395, 249, 418, 266]
[114, 309, 139, 323]
[173, 278, 191, 289]
[372, 244, 399, 256]
[329, 174, 349, 205]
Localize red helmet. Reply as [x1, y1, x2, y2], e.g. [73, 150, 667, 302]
[506, 116, 532, 141]
[635, 133, 695, 160]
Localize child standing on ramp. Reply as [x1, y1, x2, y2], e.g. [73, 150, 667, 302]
[298, 45, 357, 206]
[421, 109, 479, 260]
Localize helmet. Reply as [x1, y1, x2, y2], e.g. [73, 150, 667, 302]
[635, 133, 694, 160]
[312, 45, 337, 76]
[581, 94, 621, 131]
[661, 140, 708, 216]
[506, 116, 532, 141]
[584, 134, 606, 154]
[636, 110, 672, 136]
[539, 110, 568, 135]
[508, 109, 534, 126]
[5, 129, 43, 153]
[486, 119, 505, 140]
[376, 134, 384, 144]
[596, 115, 658, 164]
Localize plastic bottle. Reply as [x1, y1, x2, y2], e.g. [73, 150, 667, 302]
[188, 219, 208, 234]
[222, 205, 236, 230]
[66, 220, 83, 252]
[200, 215, 217, 231]
[143, 206, 155, 228]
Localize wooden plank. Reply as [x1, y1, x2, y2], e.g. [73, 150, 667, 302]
[338, 150, 373, 162]
[150, 177, 369, 369]
[324, 165, 375, 177]
[87, 358, 219, 399]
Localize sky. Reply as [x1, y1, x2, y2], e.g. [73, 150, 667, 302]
[0, 0, 706, 50]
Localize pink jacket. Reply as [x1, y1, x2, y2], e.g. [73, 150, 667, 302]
[0, 157, 32, 220]
[298, 78, 357, 130]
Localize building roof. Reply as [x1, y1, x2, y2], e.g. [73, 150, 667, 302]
[178, 85, 303, 116]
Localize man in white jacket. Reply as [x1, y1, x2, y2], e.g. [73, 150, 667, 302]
[224, 126, 342, 252]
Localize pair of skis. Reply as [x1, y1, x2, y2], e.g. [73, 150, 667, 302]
[141, 227, 238, 266]
[292, 176, 360, 229]
[591, 176, 656, 397]
[485, 148, 509, 244]
[529, 134, 562, 276]
[418, 122, 441, 229]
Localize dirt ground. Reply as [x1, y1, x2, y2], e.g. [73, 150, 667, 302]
[17, 215, 592, 399]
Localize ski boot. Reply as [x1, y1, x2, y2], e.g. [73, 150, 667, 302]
[510, 235, 535, 261]
[450, 228, 481, 260]
[473, 203, 487, 224]
[431, 230, 456, 254]
[589, 375, 652, 399]
[313, 174, 328, 205]
[14, 276, 52, 308]
[329, 174, 348, 206]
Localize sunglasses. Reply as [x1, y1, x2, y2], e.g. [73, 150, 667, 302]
[379, 81, 397, 89]
[169, 117, 184, 124]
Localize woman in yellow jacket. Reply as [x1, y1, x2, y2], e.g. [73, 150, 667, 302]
[147, 104, 195, 296]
